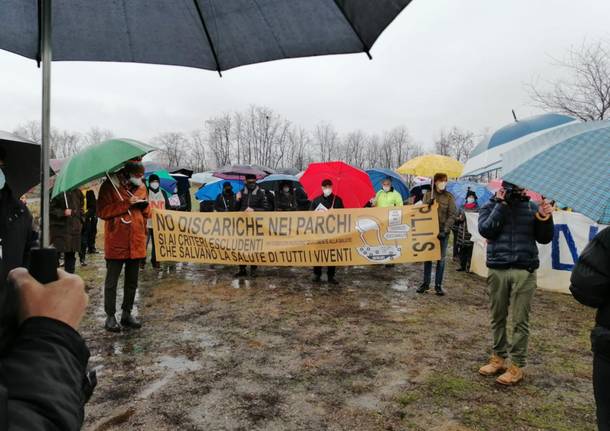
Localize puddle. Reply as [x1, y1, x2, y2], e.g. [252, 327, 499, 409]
[139, 355, 202, 399]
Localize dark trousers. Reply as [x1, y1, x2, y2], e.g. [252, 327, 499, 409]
[146, 228, 157, 265]
[104, 259, 140, 316]
[87, 217, 98, 251]
[423, 235, 449, 287]
[594, 352, 610, 431]
[240, 265, 257, 272]
[313, 266, 336, 280]
[60, 252, 76, 274]
[459, 243, 473, 270]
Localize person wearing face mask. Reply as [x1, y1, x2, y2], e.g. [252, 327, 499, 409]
[454, 190, 479, 273]
[416, 172, 457, 296]
[0, 148, 37, 284]
[372, 177, 403, 208]
[142, 174, 170, 269]
[214, 182, 237, 212]
[234, 174, 268, 278]
[49, 189, 84, 274]
[97, 160, 150, 332]
[310, 179, 344, 284]
[275, 181, 298, 211]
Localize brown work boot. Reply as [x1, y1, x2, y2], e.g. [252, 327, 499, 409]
[496, 364, 524, 386]
[478, 355, 507, 376]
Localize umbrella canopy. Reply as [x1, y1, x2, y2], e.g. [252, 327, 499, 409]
[409, 184, 431, 203]
[278, 168, 300, 176]
[214, 165, 267, 180]
[52, 139, 156, 198]
[144, 169, 177, 195]
[366, 168, 409, 201]
[0, 130, 41, 197]
[462, 113, 577, 178]
[258, 174, 300, 187]
[195, 179, 243, 202]
[143, 161, 168, 173]
[170, 167, 193, 178]
[446, 181, 493, 209]
[502, 120, 610, 224]
[397, 155, 464, 178]
[300, 161, 375, 208]
[191, 171, 218, 185]
[486, 179, 542, 202]
[0, 1, 411, 72]
[251, 165, 277, 175]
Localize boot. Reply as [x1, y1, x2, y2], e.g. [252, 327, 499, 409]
[478, 355, 507, 376]
[496, 364, 524, 386]
[328, 277, 339, 285]
[235, 268, 247, 278]
[456, 267, 466, 272]
[249, 267, 257, 278]
[416, 283, 430, 294]
[435, 285, 446, 296]
[80, 260, 88, 267]
[120, 312, 142, 329]
[104, 315, 121, 333]
[152, 261, 161, 269]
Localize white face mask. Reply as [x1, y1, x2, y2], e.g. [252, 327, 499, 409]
[382, 185, 391, 192]
[149, 181, 160, 191]
[129, 176, 143, 187]
[436, 181, 447, 191]
[0, 168, 5, 190]
[322, 188, 332, 197]
[466, 197, 475, 204]
[282, 187, 290, 193]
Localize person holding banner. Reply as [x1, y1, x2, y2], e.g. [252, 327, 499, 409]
[570, 227, 610, 431]
[143, 174, 170, 269]
[234, 174, 268, 278]
[416, 173, 457, 296]
[477, 181, 553, 385]
[311, 179, 344, 284]
[372, 177, 403, 208]
[276, 181, 299, 212]
[97, 161, 150, 332]
[214, 182, 237, 212]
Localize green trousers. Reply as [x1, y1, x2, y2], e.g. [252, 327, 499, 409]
[487, 268, 537, 367]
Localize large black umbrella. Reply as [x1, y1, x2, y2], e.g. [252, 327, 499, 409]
[0, 0, 411, 261]
[0, 131, 40, 197]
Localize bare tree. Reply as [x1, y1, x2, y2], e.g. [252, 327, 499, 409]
[13, 120, 41, 144]
[529, 41, 610, 121]
[83, 127, 113, 147]
[188, 129, 209, 172]
[286, 126, 311, 171]
[153, 132, 188, 167]
[206, 114, 232, 168]
[434, 127, 475, 163]
[314, 122, 339, 162]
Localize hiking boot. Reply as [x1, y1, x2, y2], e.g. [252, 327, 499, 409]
[435, 285, 446, 296]
[104, 315, 121, 333]
[120, 312, 142, 330]
[234, 269, 247, 278]
[478, 355, 507, 376]
[416, 283, 430, 294]
[152, 261, 161, 269]
[80, 260, 88, 267]
[496, 364, 524, 386]
[139, 261, 146, 269]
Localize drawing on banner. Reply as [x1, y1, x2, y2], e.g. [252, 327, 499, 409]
[356, 209, 410, 263]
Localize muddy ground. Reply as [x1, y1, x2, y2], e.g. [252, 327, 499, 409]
[77, 252, 597, 431]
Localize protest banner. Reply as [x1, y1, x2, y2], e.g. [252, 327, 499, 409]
[466, 210, 607, 293]
[152, 204, 441, 266]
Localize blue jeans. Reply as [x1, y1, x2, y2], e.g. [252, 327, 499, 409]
[423, 236, 449, 287]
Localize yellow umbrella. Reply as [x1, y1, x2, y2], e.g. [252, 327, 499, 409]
[397, 154, 464, 178]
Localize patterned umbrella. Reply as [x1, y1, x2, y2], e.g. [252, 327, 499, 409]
[446, 181, 493, 208]
[502, 120, 610, 224]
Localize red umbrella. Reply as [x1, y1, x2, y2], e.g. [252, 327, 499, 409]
[487, 178, 543, 202]
[300, 161, 375, 208]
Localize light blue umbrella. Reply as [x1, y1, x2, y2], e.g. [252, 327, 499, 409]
[195, 179, 244, 202]
[503, 120, 610, 224]
[446, 181, 493, 209]
[366, 168, 409, 201]
[257, 174, 300, 189]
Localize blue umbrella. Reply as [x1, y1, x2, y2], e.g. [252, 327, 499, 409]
[503, 120, 610, 224]
[446, 181, 493, 209]
[196, 179, 244, 202]
[258, 174, 300, 189]
[144, 169, 177, 195]
[366, 168, 409, 201]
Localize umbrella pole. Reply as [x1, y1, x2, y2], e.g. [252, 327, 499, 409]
[40, 0, 52, 248]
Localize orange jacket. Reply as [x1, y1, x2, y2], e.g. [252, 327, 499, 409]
[97, 177, 150, 260]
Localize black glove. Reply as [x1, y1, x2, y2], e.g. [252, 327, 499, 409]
[437, 231, 447, 240]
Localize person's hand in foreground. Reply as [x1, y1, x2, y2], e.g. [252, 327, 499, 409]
[9, 268, 89, 330]
[538, 200, 553, 218]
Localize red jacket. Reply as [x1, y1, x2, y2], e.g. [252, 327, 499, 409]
[97, 177, 150, 260]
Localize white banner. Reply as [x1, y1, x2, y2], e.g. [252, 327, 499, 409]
[466, 211, 607, 294]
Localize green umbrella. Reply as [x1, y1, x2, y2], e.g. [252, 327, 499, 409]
[52, 138, 156, 198]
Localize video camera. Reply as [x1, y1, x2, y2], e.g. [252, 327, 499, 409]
[501, 181, 526, 204]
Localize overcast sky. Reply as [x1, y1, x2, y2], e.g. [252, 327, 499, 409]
[1, 0, 609, 149]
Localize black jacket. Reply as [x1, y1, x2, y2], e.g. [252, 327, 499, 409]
[214, 192, 237, 212]
[275, 190, 298, 211]
[478, 197, 554, 271]
[309, 194, 344, 210]
[0, 188, 37, 283]
[0, 317, 90, 430]
[570, 227, 610, 329]
[236, 186, 267, 211]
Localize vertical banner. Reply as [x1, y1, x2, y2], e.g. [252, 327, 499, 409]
[152, 204, 441, 266]
[466, 211, 607, 293]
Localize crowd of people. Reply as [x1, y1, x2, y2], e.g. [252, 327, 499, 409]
[0, 153, 608, 430]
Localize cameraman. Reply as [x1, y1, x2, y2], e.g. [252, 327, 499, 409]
[477, 181, 553, 385]
[0, 268, 90, 430]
